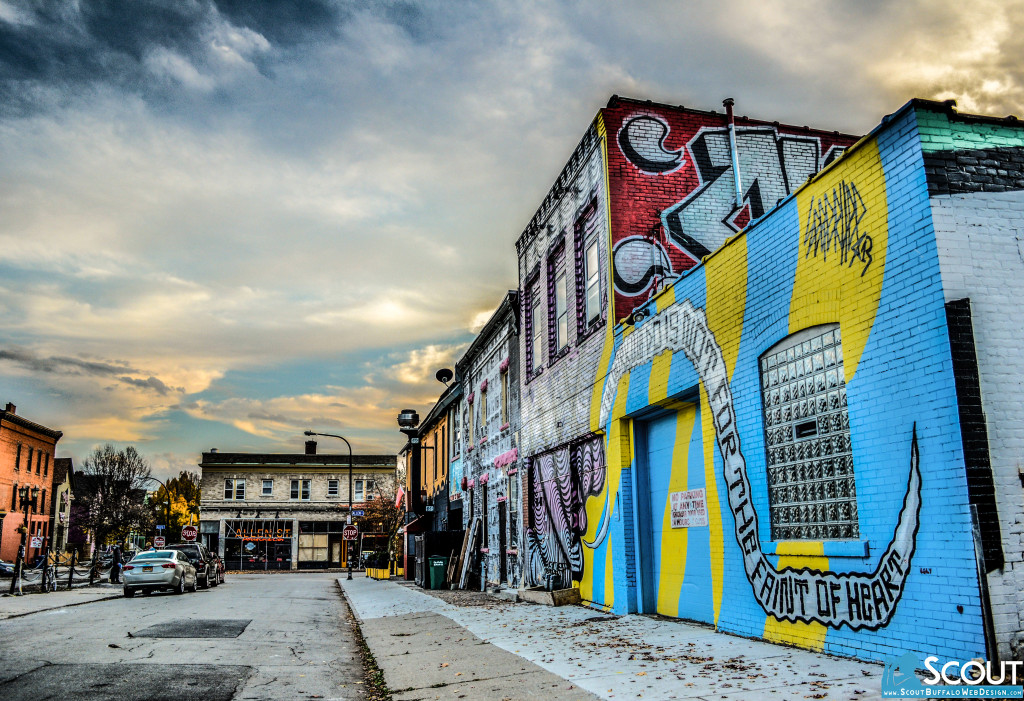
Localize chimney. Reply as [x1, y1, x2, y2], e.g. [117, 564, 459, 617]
[5, 402, 14, 414]
[305, 440, 317, 455]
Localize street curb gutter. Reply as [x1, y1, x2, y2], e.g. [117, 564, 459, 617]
[335, 580, 392, 701]
[1, 593, 121, 620]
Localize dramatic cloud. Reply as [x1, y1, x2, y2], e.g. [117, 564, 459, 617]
[1, 0, 1020, 471]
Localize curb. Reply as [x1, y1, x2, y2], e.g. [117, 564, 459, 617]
[1, 592, 122, 620]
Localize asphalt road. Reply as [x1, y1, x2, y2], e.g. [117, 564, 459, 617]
[0, 573, 366, 700]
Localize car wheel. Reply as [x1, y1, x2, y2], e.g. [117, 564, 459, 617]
[210, 571, 219, 587]
[124, 587, 135, 598]
[190, 574, 198, 592]
[175, 575, 185, 595]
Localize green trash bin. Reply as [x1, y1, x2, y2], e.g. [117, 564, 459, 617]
[427, 556, 448, 590]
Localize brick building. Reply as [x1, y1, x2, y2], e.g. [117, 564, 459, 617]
[198, 440, 396, 570]
[48, 457, 74, 554]
[515, 96, 858, 589]
[454, 291, 522, 590]
[516, 97, 1024, 665]
[0, 402, 62, 563]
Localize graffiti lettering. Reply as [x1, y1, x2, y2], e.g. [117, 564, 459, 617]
[599, 301, 921, 630]
[804, 180, 873, 276]
[617, 116, 684, 174]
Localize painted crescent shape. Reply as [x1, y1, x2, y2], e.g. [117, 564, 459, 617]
[618, 116, 684, 174]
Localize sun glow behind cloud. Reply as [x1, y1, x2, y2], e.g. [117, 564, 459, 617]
[0, 0, 1021, 477]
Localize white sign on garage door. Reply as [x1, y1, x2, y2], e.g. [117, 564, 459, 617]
[670, 488, 708, 528]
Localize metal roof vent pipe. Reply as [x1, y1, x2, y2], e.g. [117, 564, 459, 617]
[723, 97, 743, 209]
[305, 440, 317, 455]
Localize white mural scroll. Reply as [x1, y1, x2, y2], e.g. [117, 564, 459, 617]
[598, 300, 921, 630]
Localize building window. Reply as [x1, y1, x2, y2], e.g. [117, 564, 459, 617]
[14, 444, 21, 471]
[290, 479, 310, 500]
[327, 479, 339, 497]
[585, 241, 600, 323]
[40, 489, 46, 514]
[224, 479, 245, 500]
[355, 479, 375, 502]
[36, 450, 42, 474]
[761, 324, 858, 541]
[574, 200, 602, 337]
[479, 385, 488, 438]
[11, 483, 17, 509]
[43, 453, 49, 477]
[524, 270, 543, 377]
[27, 447, 33, 474]
[467, 402, 474, 447]
[501, 370, 509, 426]
[452, 406, 462, 457]
[548, 244, 568, 356]
[262, 479, 274, 497]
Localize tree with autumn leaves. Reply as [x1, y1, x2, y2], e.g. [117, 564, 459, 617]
[353, 474, 403, 568]
[149, 470, 201, 539]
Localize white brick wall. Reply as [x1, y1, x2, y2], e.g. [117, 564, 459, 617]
[932, 190, 1024, 660]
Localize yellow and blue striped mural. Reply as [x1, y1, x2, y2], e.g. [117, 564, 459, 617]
[569, 103, 988, 664]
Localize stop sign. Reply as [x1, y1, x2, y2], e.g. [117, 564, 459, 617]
[181, 525, 198, 542]
[342, 524, 358, 541]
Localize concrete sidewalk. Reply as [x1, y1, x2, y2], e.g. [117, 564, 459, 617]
[0, 582, 121, 620]
[339, 575, 884, 700]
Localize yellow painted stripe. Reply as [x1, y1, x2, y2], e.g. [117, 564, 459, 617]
[790, 138, 887, 383]
[763, 545, 829, 651]
[655, 285, 676, 314]
[590, 111, 619, 434]
[648, 350, 673, 406]
[697, 382, 725, 624]
[700, 236, 748, 625]
[657, 403, 697, 616]
[582, 369, 630, 606]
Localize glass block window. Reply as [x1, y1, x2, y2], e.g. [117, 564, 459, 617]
[760, 324, 858, 541]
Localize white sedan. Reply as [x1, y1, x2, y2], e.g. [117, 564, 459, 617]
[122, 550, 197, 597]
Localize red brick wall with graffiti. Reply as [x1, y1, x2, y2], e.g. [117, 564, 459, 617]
[601, 97, 858, 323]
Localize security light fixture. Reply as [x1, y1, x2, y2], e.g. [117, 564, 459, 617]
[435, 368, 453, 386]
[397, 409, 419, 430]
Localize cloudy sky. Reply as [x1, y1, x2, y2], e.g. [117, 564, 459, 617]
[1, 0, 1021, 479]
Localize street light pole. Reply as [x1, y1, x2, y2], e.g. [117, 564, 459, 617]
[9, 486, 39, 595]
[304, 430, 354, 580]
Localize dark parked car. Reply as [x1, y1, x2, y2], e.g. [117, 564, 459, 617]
[164, 542, 218, 589]
[0, 559, 15, 577]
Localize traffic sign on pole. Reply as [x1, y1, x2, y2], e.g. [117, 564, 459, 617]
[181, 525, 198, 542]
[342, 525, 358, 541]
[154, 536, 166, 547]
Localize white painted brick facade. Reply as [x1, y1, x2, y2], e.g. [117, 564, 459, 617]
[932, 190, 1024, 660]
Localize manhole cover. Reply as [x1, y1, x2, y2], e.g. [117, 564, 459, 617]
[133, 619, 251, 638]
[0, 663, 251, 701]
